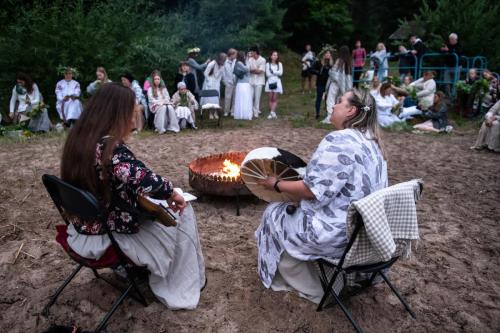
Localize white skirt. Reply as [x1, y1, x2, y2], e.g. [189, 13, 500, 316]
[233, 82, 253, 120]
[57, 100, 82, 121]
[175, 106, 195, 125]
[67, 205, 205, 310]
[264, 78, 283, 94]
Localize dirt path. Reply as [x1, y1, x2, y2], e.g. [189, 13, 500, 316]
[0, 121, 499, 332]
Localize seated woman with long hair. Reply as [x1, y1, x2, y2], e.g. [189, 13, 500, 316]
[147, 70, 180, 134]
[60, 83, 205, 309]
[255, 89, 387, 303]
[413, 91, 451, 133]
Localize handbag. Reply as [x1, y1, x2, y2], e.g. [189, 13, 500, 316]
[268, 63, 279, 90]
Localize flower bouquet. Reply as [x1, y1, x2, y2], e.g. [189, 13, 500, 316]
[27, 102, 49, 119]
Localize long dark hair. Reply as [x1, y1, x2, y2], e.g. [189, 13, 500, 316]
[16, 72, 34, 94]
[336, 45, 352, 75]
[236, 51, 246, 64]
[61, 83, 135, 202]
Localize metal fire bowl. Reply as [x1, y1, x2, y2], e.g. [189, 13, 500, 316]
[188, 151, 252, 197]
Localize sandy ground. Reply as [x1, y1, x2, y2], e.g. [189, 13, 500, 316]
[0, 121, 499, 333]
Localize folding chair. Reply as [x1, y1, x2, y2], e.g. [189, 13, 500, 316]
[41, 174, 148, 333]
[198, 89, 222, 127]
[316, 183, 423, 333]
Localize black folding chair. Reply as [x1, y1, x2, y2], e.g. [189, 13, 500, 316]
[316, 183, 423, 333]
[41, 174, 148, 333]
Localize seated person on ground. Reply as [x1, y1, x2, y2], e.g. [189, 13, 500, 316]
[171, 81, 198, 129]
[372, 82, 403, 128]
[471, 99, 500, 152]
[255, 89, 387, 304]
[413, 91, 451, 133]
[399, 71, 436, 121]
[60, 83, 206, 310]
[147, 71, 180, 134]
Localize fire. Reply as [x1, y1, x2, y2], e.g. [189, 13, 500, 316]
[221, 159, 240, 178]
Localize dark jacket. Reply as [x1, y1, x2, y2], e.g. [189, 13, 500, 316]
[424, 103, 448, 129]
[411, 39, 427, 60]
[310, 62, 332, 87]
[442, 42, 463, 67]
[174, 73, 196, 94]
[393, 52, 415, 75]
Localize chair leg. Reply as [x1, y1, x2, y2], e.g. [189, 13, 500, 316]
[379, 271, 416, 319]
[329, 290, 364, 333]
[129, 275, 148, 307]
[317, 264, 341, 311]
[368, 272, 378, 284]
[42, 264, 83, 316]
[94, 283, 133, 333]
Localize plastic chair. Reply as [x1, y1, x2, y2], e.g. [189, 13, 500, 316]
[41, 174, 148, 333]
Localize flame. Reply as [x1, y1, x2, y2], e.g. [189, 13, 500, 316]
[221, 159, 240, 178]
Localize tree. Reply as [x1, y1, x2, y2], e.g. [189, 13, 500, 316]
[398, 0, 500, 68]
[282, 0, 353, 52]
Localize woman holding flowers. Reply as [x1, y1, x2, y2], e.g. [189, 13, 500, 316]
[9, 72, 51, 132]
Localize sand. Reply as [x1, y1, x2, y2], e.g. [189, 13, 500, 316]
[0, 121, 499, 333]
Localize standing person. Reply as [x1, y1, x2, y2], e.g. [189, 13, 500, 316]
[86, 67, 111, 95]
[440, 33, 463, 98]
[233, 51, 253, 120]
[352, 40, 366, 87]
[409, 34, 427, 76]
[174, 62, 197, 95]
[325, 45, 353, 123]
[395, 45, 415, 82]
[255, 89, 387, 303]
[265, 51, 284, 119]
[247, 46, 266, 118]
[371, 42, 389, 81]
[310, 49, 333, 120]
[222, 48, 237, 117]
[55, 67, 83, 127]
[120, 72, 146, 132]
[9, 72, 51, 132]
[301, 44, 315, 93]
[200, 52, 226, 106]
[186, 47, 209, 101]
[61, 83, 206, 310]
[147, 72, 180, 134]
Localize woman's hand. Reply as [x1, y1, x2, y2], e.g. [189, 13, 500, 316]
[167, 191, 187, 215]
[258, 176, 277, 191]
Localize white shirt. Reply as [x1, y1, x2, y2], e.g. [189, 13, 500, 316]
[223, 58, 236, 86]
[10, 84, 41, 113]
[248, 55, 266, 86]
[410, 78, 436, 109]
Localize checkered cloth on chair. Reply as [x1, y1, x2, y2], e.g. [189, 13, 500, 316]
[318, 179, 423, 288]
[343, 179, 422, 268]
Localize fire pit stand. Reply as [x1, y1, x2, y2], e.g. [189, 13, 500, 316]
[188, 151, 253, 215]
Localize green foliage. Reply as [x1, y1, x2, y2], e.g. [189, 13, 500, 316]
[282, 0, 353, 51]
[398, 0, 500, 67]
[0, 0, 286, 119]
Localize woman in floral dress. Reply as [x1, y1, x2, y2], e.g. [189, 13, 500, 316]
[61, 83, 205, 309]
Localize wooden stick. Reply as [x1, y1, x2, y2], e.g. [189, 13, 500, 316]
[12, 242, 24, 264]
[21, 251, 36, 259]
[20, 190, 33, 204]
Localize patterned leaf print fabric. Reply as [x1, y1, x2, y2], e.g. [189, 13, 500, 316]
[255, 128, 388, 288]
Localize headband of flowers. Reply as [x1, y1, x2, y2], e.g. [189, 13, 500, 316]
[57, 65, 79, 78]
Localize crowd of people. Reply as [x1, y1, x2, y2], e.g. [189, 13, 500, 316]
[5, 34, 499, 152]
[299, 33, 498, 151]
[6, 46, 285, 135]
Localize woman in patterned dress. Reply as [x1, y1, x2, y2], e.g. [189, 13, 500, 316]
[60, 83, 205, 309]
[255, 88, 387, 303]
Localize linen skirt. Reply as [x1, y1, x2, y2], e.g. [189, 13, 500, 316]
[67, 204, 205, 310]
